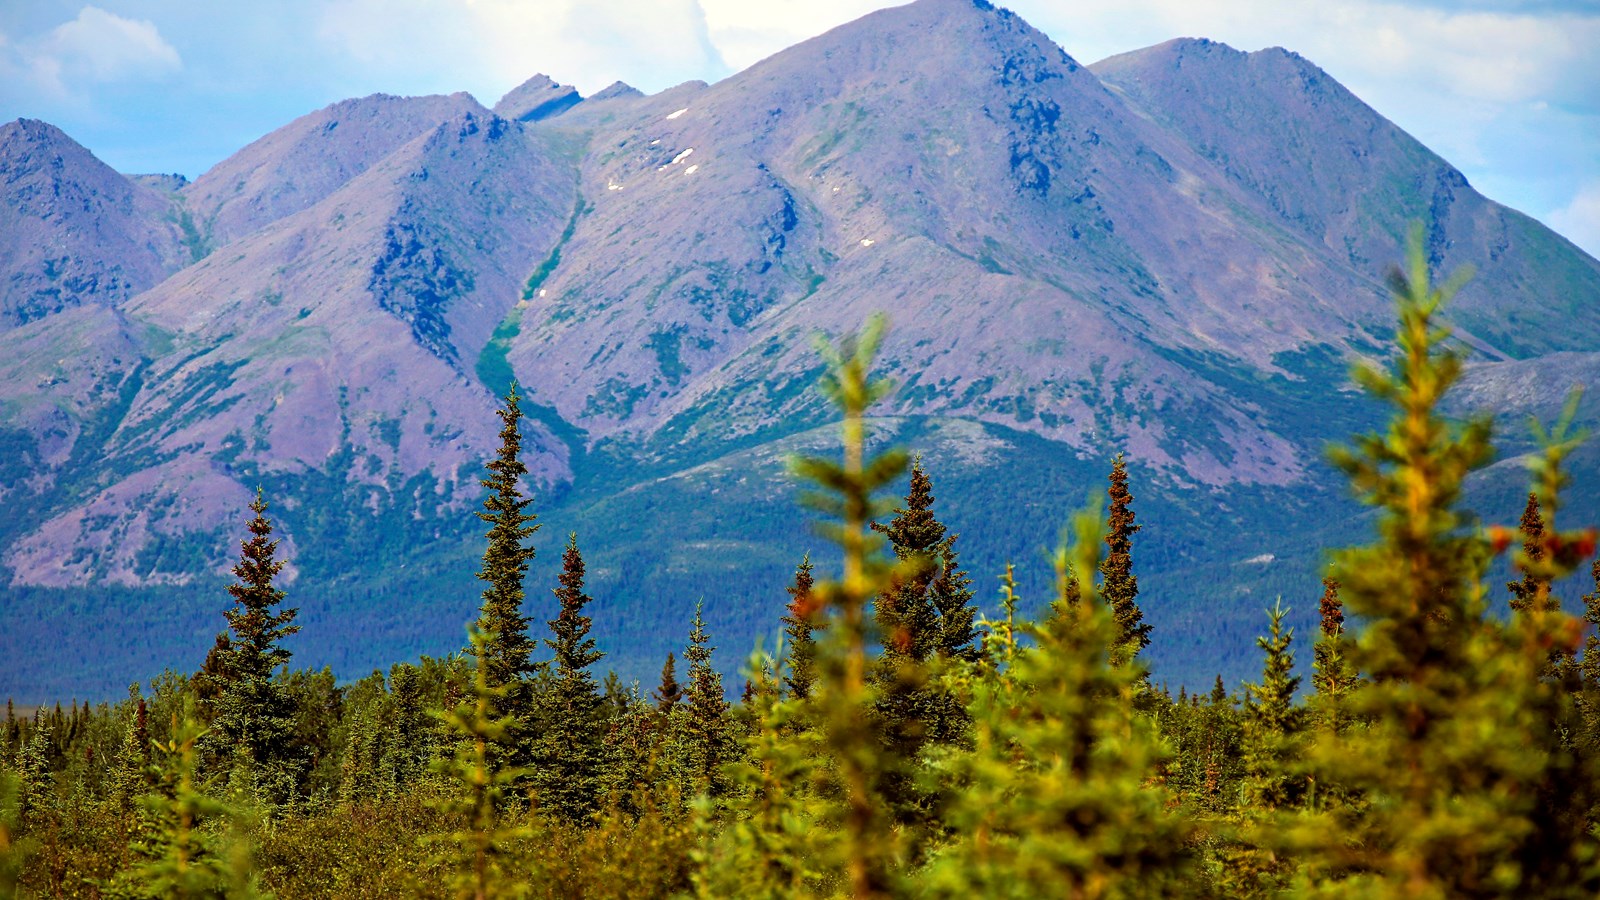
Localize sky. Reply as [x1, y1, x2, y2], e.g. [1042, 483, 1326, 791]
[1, 0, 1596, 257]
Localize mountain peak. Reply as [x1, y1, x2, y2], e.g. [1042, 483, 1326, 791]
[182, 91, 489, 247]
[1, 118, 108, 168]
[0, 118, 186, 329]
[494, 74, 583, 122]
[589, 81, 643, 102]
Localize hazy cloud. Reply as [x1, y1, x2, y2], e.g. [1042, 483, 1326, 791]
[701, 0, 881, 71]
[1549, 181, 1600, 259]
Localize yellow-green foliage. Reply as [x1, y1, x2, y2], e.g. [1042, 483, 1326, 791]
[786, 313, 917, 897]
[918, 504, 1195, 898]
[1301, 226, 1600, 896]
[427, 627, 530, 900]
[691, 643, 830, 899]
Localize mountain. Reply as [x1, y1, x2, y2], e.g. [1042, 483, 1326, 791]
[494, 75, 584, 123]
[0, 120, 188, 329]
[178, 92, 491, 250]
[1090, 37, 1600, 356]
[3, 0, 1597, 701]
[6, 103, 577, 592]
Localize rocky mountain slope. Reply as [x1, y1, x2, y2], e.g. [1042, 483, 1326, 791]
[2, 0, 1597, 700]
[0, 120, 188, 329]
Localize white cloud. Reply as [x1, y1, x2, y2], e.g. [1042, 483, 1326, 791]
[0, 6, 180, 105]
[315, 0, 729, 101]
[1547, 181, 1600, 261]
[36, 6, 179, 85]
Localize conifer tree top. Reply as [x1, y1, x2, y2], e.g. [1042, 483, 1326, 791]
[875, 459, 945, 559]
[473, 385, 539, 689]
[1508, 492, 1548, 613]
[1100, 453, 1149, 665]
[547, 533, 602, 675]
[1318, 578, 1343, 638]
[222, 488, 298, 678]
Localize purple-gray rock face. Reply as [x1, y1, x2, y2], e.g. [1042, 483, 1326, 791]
[181, 92, 489, 250]
[1090, 37, 1600, 357]
[0, 0, 1596, 694]
[494, 75, 584, 123]
[4, 107, 577, 587]
[0, 120, 187, 329]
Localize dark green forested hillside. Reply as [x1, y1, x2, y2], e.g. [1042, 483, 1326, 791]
[4, 234, 1600, 898]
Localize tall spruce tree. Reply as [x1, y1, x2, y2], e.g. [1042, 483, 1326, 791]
[1100, 453, 1150, 667]
[780, 556, 818, 701]
[872, 460, 976, 778]
[918, 503, 1195, 896]
[1240, 601, 1306, 811]
[473, 386, 539, 732]
[1507, 492, 1549, 613]
[112, 697, 153, 816]
[1216, 603, 1309, 896]
[928, 535, 978, 664]
[199, 490, 302, 796]
[532, 534, 606, 822]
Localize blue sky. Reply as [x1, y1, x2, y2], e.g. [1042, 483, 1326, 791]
[2, 0, 1596, 256]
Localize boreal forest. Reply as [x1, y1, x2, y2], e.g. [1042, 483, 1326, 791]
[4, 234, 1600, 898]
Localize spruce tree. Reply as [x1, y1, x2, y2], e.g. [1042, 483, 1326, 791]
[679, 603, 732, 797]
[1240, 601, 1306, 811]
[654, 653, 684, 713]
[532, 534, 606, 823]
[473, 385, 539, 722]
[1214, 603, 1309, 896]
[112, 697, 153, 816]
[871, 459, 976, 829]
[1311, 578, 1356, 733]
[872, 460, 943, 662]
[1309, 227, 1600, 895]
[599, 684, 661, 816]
[918, 503, 1195, 896]
[200, 489, 302, 796]
[929, 536, 978, 664]
[780, 557, 818, 701]
[114, 707, 263, 900]
[788, 314, 913, 896]
[3, 700, 17, 759]
[1507, 492, 1549, 613]
[386, 663, 431, 790]
[1100, 453, 1150, 667]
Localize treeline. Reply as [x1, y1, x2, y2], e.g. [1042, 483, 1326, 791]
[5, 234, 1600, 897]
